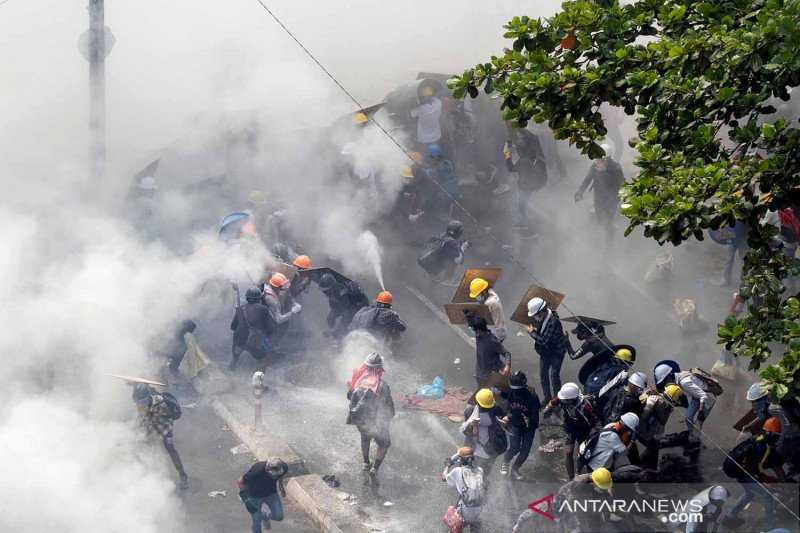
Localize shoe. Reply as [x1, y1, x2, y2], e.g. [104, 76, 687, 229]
[369, 466, 379, 477]
[511, 468, 523, 481]
[500, 462, 509, 475]
[362, 462, 371, 471]
[178, 473, 189, 490]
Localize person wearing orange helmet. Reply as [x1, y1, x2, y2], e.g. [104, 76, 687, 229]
[261, 272, 302, 334]
[349, 290, 406, 345]
[289, 255, 313, 298]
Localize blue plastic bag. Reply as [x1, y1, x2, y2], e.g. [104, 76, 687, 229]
[416, 376, 445, 399]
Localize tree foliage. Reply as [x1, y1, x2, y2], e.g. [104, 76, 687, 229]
[451, 0, 800, 397]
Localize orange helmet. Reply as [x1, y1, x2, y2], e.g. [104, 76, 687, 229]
[376, 291, 393, 305]
[763, 417, 782, 434]
[269, 272, 289, 289]
[293, 255, 311, 269]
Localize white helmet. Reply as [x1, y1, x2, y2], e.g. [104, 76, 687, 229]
[557, 382, 581, 401]
[628, 371, 647, 390]
[138, 176, 158, 190]
[620, 412, 639, 432]
[746, 382, 768, 401]
[709, 485, 729, 502]
[654, 363, 674, 385]
[527, 297, 547, 317]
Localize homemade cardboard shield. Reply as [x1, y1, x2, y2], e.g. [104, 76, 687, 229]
[510, 285, 566, 325]
[108, 374, 166, 387]
[451, 267, 503, 303]
[443, 302, 495, 325]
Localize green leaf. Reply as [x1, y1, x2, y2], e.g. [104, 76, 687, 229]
[762, 123, 776, 140]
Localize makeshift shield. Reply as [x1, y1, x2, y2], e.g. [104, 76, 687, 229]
[451, 267, 503, 303]
[302, 267, 352, 285]
[510, 285, 565, 325]
[108, 374, 166, 387]
[562, 316, 616, 327]
[269, 262, 298, 282]
[733, 408, 757, 431]
[443, 302, 495, 325]
[578, 352, 613, 386]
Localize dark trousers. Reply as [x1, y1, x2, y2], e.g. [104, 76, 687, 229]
[503, 427, 536, 469]
[539, 353, 564, 402]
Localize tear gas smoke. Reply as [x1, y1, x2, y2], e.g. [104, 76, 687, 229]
[357, 230, 386, 291]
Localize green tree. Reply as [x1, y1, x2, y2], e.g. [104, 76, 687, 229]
[450, 0, 800, 398]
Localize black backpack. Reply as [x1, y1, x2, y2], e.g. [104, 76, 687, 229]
[577, 427, 618, 471]
[723, 437, 758, 479]
[345, 281, 369, 310]
[161, 391, 182, 420]
[487, 418, 508, 456]
[417, 237, 448, 275]
[347, 388, 377, 427]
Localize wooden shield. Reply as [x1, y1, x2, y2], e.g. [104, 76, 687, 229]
[451, 267, 503, 303]
[510, 285, 566, 325]
[108, 374, 166, 387]
[444, 302, 495, 325]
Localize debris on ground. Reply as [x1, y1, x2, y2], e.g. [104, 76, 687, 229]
[448, 414, 464, 423]
[208, 490, 227, 498]
[453, 358, 461, 365]
[180, 402, 198, 409]
[383, 501, 394, 507]
[399, 386, 471, 419]
[415, 376, 445, 399]
[230, 443, 249, 455]
[322, 474, 341, 488]
[538, 438, 564, 453]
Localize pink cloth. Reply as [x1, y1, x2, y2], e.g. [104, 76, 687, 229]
[347, 364, 384, 393]
[399, 387, 472, 418]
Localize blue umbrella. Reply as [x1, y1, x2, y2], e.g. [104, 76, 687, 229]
[219, 212, 250, 237]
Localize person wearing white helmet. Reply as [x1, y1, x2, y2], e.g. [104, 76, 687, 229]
[606, 371, 647, 424]
[543, 382, 600, 478]
[673, 368, 717, 433]
[525, 297, 571, 403]
[585, 412, 639, 472]
[684, 485, 729, 533]
[574, 143, 625, 246]
[742, 382, 772, 434]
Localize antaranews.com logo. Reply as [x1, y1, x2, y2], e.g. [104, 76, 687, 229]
[528, 494, 706, 524]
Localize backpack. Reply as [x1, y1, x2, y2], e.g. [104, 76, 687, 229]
[487, 418, 508, 456]
[161, 391, 182, 420]
[239, 307, 270, 358]
[722, 437, 758, 479]
[347, 388, 376, 427]
[459, 466, 485, 507]
[577, 427, 618, 471]
[417, 237, 448, 275]
[689, 368, 724, 396]
[345, 280, 369, 310]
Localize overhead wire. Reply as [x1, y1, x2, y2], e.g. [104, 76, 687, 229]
[248, 0, 799, 521]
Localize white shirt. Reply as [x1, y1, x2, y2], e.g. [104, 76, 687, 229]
[588, 424, 628, 471]
[676, 371, 716, 409]
[483, 289, 507, 342]
[445, 466, 483, 522]
[410, 98, 442, 144]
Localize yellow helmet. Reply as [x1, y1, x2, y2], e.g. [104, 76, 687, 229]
[420, 85, 435, 97]
[469, 278, 489, 299]
[247, 190, 267, 205]
[664, 384, 683, 404]
[591, 468, 613, 490]
[615, 349, 633, 362]
[354, 112, 369, 125]
[475, 388, 495, 409]
[400, 166, 414, 179]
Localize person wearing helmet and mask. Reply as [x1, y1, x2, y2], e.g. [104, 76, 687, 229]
[442, 446, 485, 532]
[238, 457, 289, 533]
[261, 273, 301, 332]
[346, 353, 395, 480]
[525, 297, 571, 403]
[574, 144, 625, 246]
[230, 287, 280, 370]
[418, 220, 470, 281]
[607, 371, 647, 424]
[289, 255, 313, 298]
[410, 84, 443, 149]
[543, 382, 600, 479]
[318, 273, 369, 339]
[499, 371, 541, 479]
[585, 412, 639, 472]
[583, 345, 636, 398]
[133, 384, 188, 489]
[742, 382, 777, 434]
[468, 277, 507, 342]
[639, 384, 687, 468]
[722, 417, 786, 530]
[468, 315, 510, 388]
[569, 320, 615, 361]
[684, 485, 729, 533]
[512, 467, 614, 532]
[461, 388, 508, 478]
[672, 367, 718, 433]
[393, 165, 425, 227]
[349, 291, 407, 345]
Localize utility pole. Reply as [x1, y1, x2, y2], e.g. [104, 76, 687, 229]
[88, 0, 106, 179]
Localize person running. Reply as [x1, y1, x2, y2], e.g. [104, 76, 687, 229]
[132, 384, 188, 489]
[526, 297, 570, 403]
[442, 446, 485, 532]
[346, 352, 395, 480]
[542, 382, 600, 479]
[238, 458, 288, 532]
[500, 371, 541, 479]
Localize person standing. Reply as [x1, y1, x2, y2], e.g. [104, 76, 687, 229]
[504, 127, 547, 230]
[442, 446, 485, 532]
[468, 316, 510, 389]
[346, 353, 395, 480]
[574, 146, 625, 246]
[410, 86, 443, 150]
[525, 297, 570, 403]
[468, 277, 507, 342]
[349, 291, 407, 345]
[461, 389, 508, 478]
[132, 384, 188, 489]
[238, 458, 288, 532]
[500, 371, 541, 479]
[542, 382, 600, 479]
[230, 288, 276, 371]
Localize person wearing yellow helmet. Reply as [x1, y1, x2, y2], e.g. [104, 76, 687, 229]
[353, 111, 369, 126]
[637, 385, 683, 469]
[410, 83, 443, 147]
[468, 278, 507, 341]
[461, 388, 508, 477]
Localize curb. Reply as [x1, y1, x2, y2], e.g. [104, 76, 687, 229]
[286, 475, 373, 533]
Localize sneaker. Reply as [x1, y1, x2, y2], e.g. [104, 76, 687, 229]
[500, 462, 509, 475]
[369, 466, 379, 477]
[511, 468, 523, 481]
[178, 473, 189, 490]
[362, 462, 372, 471]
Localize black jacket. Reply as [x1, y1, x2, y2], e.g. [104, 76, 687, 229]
[475, 330, 509, 381]
[577, 159, 625, 213]
[502, 386, 541, 430]
[230, 303, 273, 347]
[349, 305, 406, 336]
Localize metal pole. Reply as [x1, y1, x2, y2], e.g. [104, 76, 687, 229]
[89, 0, 106, 179]
[252, 371, 265, 431]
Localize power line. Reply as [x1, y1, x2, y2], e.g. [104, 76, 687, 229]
[247, 0, 799, 523]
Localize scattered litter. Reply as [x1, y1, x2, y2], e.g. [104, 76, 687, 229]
[208, 490, 227, 498]
[399, 387, 471, 419]
[336, 492, 356, 503]
[383, 501, 394, 507]
[538, 438, 564, 453]
[180, 402, 197, 409]
[448, 415, 464, 423]
[453, 358, 461, 365]
[322, 474, 341, 488]
[230, 443, 249, 455]
[415, 376, 445, 399]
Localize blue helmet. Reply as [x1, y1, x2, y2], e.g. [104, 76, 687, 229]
[428, 144, 443, 158]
